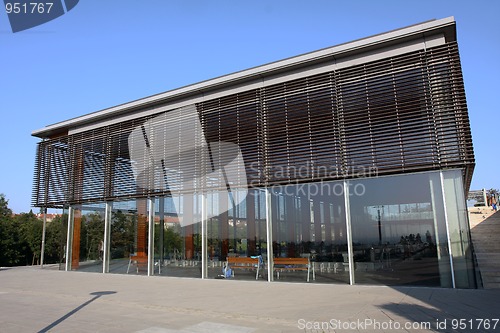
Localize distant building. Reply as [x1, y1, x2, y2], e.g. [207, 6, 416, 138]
[31, 17, 476, 288]
[35, 213, 61, 222]
[467, 189, 488, 207]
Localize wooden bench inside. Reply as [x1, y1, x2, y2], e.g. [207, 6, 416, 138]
[226, 256, 262, 280]
[127, 254, 148, 274]
[273, 257, 315, 282]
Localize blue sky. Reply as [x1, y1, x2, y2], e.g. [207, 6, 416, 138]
[1, 0, 499, 213]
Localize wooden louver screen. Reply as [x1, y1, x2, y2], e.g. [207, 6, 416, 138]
[32, 42, 474, 207]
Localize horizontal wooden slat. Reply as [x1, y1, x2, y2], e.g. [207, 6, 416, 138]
[32, 42, 474, 207]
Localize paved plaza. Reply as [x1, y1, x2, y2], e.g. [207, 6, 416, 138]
[0, 266, 499, 332]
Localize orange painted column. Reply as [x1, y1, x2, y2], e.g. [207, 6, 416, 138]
[71, 209, 82, 269]
[184, 195, 194, 259]
[70, 142, 85, 270]
[136, 198, 148, 257]
[185, 225, 194, 260]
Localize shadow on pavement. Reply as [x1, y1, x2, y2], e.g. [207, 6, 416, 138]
[379, 286, 500, 332]
[37, 291, 117, 333]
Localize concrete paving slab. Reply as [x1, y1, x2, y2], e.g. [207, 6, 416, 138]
[1, 266, 500, 332]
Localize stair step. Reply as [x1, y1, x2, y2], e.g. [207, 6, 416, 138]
[469, 209, 500, 289]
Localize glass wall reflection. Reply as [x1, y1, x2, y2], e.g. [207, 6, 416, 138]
[206, 189, 267, 280]
[348, 172, 453, 287]
[69, 203, 105, 273]
[442, 170, 476, 288]
[63, 170, 476, 288]
[106, 200, 145, 275]
[154, 194, 202, 278]
[52, 209, 69, 270]
[270, 182, 349, 284]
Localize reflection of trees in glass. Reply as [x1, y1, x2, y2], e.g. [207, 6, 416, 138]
[110, 210, 135, 259]
[164, 228, 182, 253]
[45, 214, 67, 264]
[155, 224, 182, 259]
[80, 212, 104, 261]
[193, 231, 202, 259]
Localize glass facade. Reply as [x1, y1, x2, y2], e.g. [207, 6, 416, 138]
[154, 195, 202, 278]
[103, 199, 156, 276]
[269, 182, 349, 284]
[66, 204, 105, 273]
[206, 189, 267, 280]
[348, 173, 452, 287]
[442, 170, 476, 288]
[63, 170, 476, 288]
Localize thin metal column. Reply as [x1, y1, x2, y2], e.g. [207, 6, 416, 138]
[40, 207, 47, 268]
[201, 193, 207, 279]
[65, 206, 74, 271]
[159, 197, 165, 269]
[265, 189, 274, 282]
[40, 143, 51, 269]
[344, 181, 355, 285]
[440, 172, 456, 288]
[103, 202, 112, 273]
[147, 198, 155, 276]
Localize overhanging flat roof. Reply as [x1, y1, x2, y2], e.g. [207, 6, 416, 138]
[32, 16, 457, 138]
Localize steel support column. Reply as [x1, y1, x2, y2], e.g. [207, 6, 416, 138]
[440, 172, 456, 288]
[148, 198, 155, 276]
[265, 189, 274, 282]
[103, 202, 112, 273]
[65, 206, 74, 271]
[344, 181, 355, 285]
[40, 207, 47, 268]
[201, 193, 207, 279]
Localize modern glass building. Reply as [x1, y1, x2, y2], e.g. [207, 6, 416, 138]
[32, 17, 476, 288]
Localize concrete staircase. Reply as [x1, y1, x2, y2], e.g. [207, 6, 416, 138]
[469, 206, 500, 289]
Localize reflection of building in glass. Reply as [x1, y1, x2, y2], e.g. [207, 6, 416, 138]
[467, 189, 487, 206]
[32, 17, 476, 288]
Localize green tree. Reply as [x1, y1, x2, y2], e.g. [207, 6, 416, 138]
[111, 210, 135, 259]
[0, 195, 27, 266]
[17, 211, 43, 265]
[0, 193, 12, 218]
[0, 217, 26, 266]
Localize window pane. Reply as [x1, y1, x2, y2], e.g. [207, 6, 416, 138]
[348, 172, 452, 287]
[270, 181, 349, 284]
